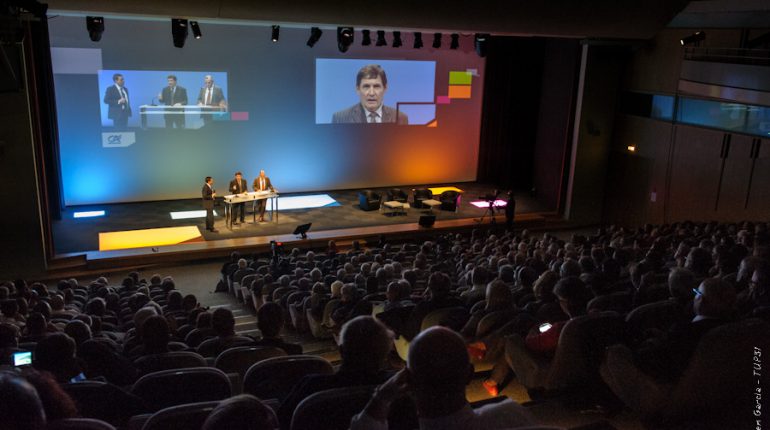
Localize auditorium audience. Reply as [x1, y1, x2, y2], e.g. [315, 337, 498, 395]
[202, 394, 279, 430]
[197, 308, 254, 357]
[254, 302, 302, 354]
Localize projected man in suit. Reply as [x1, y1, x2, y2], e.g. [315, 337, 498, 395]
[228, 171, 248, 225]
[103, 73, 131, 128]
[332, 64, 408, 125]
[252, 170, 274, 223]
[202, 176, 218, 233]
[158, 75, 188, 129]
[196, 75, 227, 125]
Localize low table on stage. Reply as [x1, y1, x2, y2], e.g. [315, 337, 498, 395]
[139, 105, 227, 129]
[222, 191, 278, 229]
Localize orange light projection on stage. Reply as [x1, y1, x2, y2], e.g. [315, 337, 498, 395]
[99, 226, 203, 251]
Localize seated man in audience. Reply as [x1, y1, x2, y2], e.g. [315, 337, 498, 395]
[197, 307, 255, 358]
[278, 316, 394, 429]
[633, 277, 737, 383]
[253, 302, 302, 354]
[404, 272, 463, 340]
[330, 284, 372, 328]
[33, 333, 85, 383]
[202, 394, 279, 430]
[0, 372, 47, 430]
[351, 326, 535, 429]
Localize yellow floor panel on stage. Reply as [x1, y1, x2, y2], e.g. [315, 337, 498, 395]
[428, 186, 464, 195]
[99, 226, 203, 251]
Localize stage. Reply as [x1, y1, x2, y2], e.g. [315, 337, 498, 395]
[50, 182, 558, 272]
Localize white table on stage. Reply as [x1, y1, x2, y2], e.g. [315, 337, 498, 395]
[222, 191, 279, 229]
[138, 105, 227, 129]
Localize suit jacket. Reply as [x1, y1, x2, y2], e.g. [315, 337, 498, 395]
[104, 84, 132, 119]
[252, 176, 274, 192]
[197, 85, 226, 107]
[160, 85, 188, 106]
[332, 103, 408, 124]
[202, 184, 214, 209]
[229, 178, 247, 194]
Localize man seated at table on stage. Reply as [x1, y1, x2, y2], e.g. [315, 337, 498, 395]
[252, 170, 275, 223]
[229, 171, 248, 225]
[202, 176, 218, 233]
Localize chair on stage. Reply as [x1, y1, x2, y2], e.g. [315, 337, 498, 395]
[358, 190, 381, 211]
[412, 188, 433, 208]
[439, 190, 461, 212]
[386, 188, 409, 203]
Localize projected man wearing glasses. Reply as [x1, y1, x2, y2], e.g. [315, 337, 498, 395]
[332, 64, 408, 124]
[197, 75, 227, 125]
[103, 73, 131, 128]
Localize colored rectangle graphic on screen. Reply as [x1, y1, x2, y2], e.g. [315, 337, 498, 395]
[397, 104, 436, 125]
[449, 71, 472, 85]
[448, 86, 471, 99]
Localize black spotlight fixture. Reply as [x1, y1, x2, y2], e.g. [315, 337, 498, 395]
[171, 18, 188, 48]
[307, 27, 322, 47]
[190, 21, 201, 39]
[392, 31, 402, 48]
[271, 25, 280, 42]
[413, 32, 423, 49]
[432, 33, 442, 49]
[337, 27, 354, 53]
[376, 30, 387, 46]
[450, 33, 459, 49]
[680, 31, 705, 46]
[474, 33, 489, 57]
[86, 16, 104, 42]
[362, 29, 371, 46]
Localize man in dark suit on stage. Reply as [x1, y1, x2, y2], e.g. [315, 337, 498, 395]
[332, 64, 408, 125]
[103, 73, 131, 128]
[196, 75, 227, 125]
[228, 171, 248, 225]
[202, 176, 218, 233]
[158, 75, 188, 129]
[252, 170, 274, 223]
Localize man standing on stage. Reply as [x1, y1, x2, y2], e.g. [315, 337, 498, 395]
[202, 176, 218, 233]
[158, 74, 188, 129]
[229, 171, 248, 225]
[252, 170, 274, 223]
[103, 73, 131, 128]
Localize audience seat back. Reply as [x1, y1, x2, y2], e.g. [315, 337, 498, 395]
[133, 351, 207, 376]
[625, 299, 682, 339]
[420, 306, 469, 332]
[140, 401, 219, 430]
[214, 346, 287, 380]
[586, 292, 633, 315]
[131, 367, 232, 412]
[243, 355, 333, 402]
[45, 418, 116, 430]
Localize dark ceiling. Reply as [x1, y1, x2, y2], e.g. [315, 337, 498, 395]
[45, 0, 693, 40]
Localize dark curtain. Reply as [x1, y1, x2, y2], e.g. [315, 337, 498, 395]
[477, 37, 546, 192]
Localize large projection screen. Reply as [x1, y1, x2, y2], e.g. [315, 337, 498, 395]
[48, 17, 485, 205]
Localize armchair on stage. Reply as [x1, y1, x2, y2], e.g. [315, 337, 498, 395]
[439, 190, 461, 212]
[411, 188, 433, 208]
[357, 190, 381, 211]
[386, 188, 409, 204]
[222, 191, 279, 229]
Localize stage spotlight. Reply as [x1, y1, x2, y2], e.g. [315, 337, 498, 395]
[337, 26, 354, 53]
[392, 31, 402, 48]
[376, 30, 387, 46]
[307, 27, 322, 47]
[450, 33, 459, 49]
[432, 33, 442, 49]
[171, 18, 188, 48]
[271, 25, 280, 42]
[413, 32, 423, 49]
[362, 29, 371, 46]
[190, 21, 201, 39]
[680, 31, 705, 46]
[474, 33, 489, 57]
[86, 16, 104, 42]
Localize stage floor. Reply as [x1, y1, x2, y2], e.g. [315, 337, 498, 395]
[53, 182, 552, 254]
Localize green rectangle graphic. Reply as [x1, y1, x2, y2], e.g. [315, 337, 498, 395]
[449, 71, 472, 85]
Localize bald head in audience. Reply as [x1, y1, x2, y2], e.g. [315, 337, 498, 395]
[339, 316, 392, 373]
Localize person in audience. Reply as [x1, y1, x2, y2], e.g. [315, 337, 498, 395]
[21, 368, 78, 422]
[634, 277, 737, 383]
[0, 372, 47, 430]
[254, 303, 302, 354]
[685, 247, 712, 280]
[404, 272, 462, 340]
[21, 312, 49, 343]
[330, 284, 372, 327]
[202, 394, 279, 430]
[460, 266, 488, 306]
[278, 316, 394, 428]
[351, 326, 535, 429]
[33, 333, 84, 383]
[197, 308, 254, 357]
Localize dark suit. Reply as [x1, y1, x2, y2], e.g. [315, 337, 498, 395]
[159, 85, 188, 129]
[202, 183, 215, 230]
[104, 84, 131, 128]
[332, 103, 408, 124]
[197, 85, 226, 125]
[228, 178, 248, 223]
[252, 176, 274, 219]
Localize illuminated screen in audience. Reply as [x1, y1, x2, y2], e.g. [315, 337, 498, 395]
[49, 17, 485, 205]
